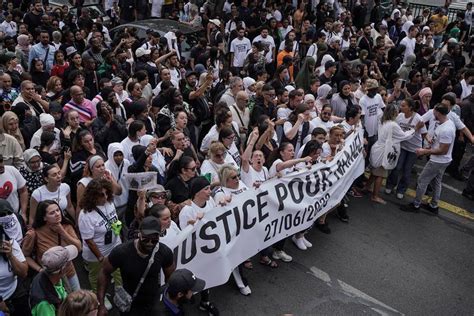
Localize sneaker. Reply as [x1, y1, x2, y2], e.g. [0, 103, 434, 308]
[337, 206, 349, 223]
[272, 250, 293, 262]
[199, 301, 220, 316]
[400, 203, 420, 213]
[104, 296, 113, 311]
[239, 285, 251, 296]
[315, 222, 331, 234]
[421, 203, 439, 215]
[384, 188, 392, 194]
[396, 193, 404, 200]
[292, 236, 307, 250]
[302, 236, 313, 248]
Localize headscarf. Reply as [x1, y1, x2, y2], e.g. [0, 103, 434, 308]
[391, 9, 401, 20]
[243, 77, 256, 96]
[338, 80, 355, 108]
[295, 57, 316, 92]
[1, 111, 25, 150]
[401, 21, 414, 35]
[16, 34, 31, 55]
[419, 87, 432, 100]
[105, 142, 130, 181]
[23, 149, 43, 172]
[317, 54, 335, 75]
[317, 84, 333, 100]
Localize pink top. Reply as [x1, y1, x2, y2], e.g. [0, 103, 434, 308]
[64, 98, 97, 122]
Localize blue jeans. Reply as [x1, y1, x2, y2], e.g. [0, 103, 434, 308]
[386, 149, 417, 194]
[433, 34, 443, 49]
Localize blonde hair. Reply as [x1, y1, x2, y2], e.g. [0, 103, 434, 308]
[58, 290, 98, 316]
[209, 141, 226, 159]
[218, 164, 238, 187]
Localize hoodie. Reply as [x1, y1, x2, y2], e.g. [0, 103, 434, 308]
[104, 143, 130, 208]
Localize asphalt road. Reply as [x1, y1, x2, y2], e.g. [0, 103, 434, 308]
[77, 148, 474, 316]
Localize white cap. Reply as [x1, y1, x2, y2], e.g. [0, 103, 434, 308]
[209, 19, 221, 27]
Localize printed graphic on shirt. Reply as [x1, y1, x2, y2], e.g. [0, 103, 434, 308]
[0, 181, 13, 199]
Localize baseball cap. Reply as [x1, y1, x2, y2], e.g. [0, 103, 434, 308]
[136, 47, 151, 58]
[140, 216, 161, 235]
[209, 19, 221, 27]
[65, 46, 77, 57]
[0, 51, 16, 64]
[168, 269, 206, 294]
[185, 70, 198, 78]
[42, 245, 78, 273]
[366, 78, 379, 90]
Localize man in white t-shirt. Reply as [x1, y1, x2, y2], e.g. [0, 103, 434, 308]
[252, 26, 276, 65]
[0, 157, 27, 222]
[230, 27, 251, 75]
[399, 25, 417, 61]
[402, 104, 456, 214]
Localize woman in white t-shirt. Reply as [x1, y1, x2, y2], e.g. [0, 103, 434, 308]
[76, 155, 122, 212]
[30, 164, 75, 225]
[200, 142, 237, 187]
[78, 179, 122, 294]
[386, 99, 427, 199]
[241, 128, 269, 189]
[283, 103, 314, 154]
[213, 165, 254, 296]
[268, 142, 311, 263]
[218, 127, 241, 166]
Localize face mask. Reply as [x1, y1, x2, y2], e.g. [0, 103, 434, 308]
[283, 74, 290, 82]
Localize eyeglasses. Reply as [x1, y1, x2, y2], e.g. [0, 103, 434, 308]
[29, 158, 42, 164]
[230, 174, 239, 180]
[214, 152, 227, 159]
[185, 167, 197, 172]
[151, 193, 167, 199]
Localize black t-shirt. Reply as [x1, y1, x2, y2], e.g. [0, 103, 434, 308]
[108, 240, 174, 307]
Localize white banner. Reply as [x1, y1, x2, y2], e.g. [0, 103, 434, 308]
[167, 128, 365, 289]
[123, 172, 159, 191]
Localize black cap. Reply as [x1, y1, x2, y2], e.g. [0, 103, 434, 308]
[168, 269, 206, 294]
[140, 216, 161, 235]
[189, 176, 210, 198]
[185, 70, 198, 78]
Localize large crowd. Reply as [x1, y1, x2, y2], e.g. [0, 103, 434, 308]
[0, 0, 473, 315]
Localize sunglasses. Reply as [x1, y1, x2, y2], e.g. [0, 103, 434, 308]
[151, 193, 167, 199]
[185, 167, 197, 172]
[141, 236, 159, 244]
[230, 174, 239, 180]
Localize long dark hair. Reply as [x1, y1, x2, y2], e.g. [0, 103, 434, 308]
[33, 200, 71, 229]
[166, 156, 195, 181]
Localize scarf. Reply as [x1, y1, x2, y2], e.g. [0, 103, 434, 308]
[1, 111, 25, 150]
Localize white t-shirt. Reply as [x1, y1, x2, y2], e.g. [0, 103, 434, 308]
[214, 182, 248, 204]
[200, 155, 238, 183]
[0, 239, 25, 299]
[0, 166, 26, 213]
[430, 119, 456, 164]
[241, 165, 269, 189]
[200, 122, 240, 153]
[150, 0, 164, 17]
[179, 199, 217, 229]
[277, 107, 292, 120]
[400, 36, 416, 61]
[421, 109, 465, 137]
[78, 202, 122, 262]
[360, 94, 385, 137]
[396, 113, 427, 152]
[32, 183, 71, 213]
[252, 35, 276, 63]
[311, 117, 335, 133]
[269, 158, 296, 178]
[159, 221, 182, 248]
[230, 37, 252, 67]
[283, 121, 315, 154]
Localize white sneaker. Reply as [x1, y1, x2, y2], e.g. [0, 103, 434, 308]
[239, 285, 251, 296]
[292, 236, 307, 250]
[396, 193, 404, 200]
[272, 250, 293, 262]
[385, 188, 392, 194]
[302, 236, 313, 248]
[104, 296, 113, 311]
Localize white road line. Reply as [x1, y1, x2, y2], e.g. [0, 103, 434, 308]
[413, 164, 463, 194]
[308, 266, 404, 316]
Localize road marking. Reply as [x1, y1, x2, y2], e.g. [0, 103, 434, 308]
[412, 164, 463, 194]
[308, 266, 403, 316]
[363, 172, 473, 220]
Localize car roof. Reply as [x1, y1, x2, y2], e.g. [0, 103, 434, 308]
[114, 19, 203, 35]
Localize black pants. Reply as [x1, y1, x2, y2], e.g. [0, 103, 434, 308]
[447, 136, 466, 173]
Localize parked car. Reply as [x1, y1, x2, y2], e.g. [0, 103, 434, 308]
[109, 19, 204, 61]
[49, 0, 111, 26]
